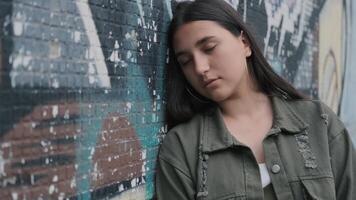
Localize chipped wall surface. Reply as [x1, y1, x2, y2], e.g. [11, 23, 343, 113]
[0, 0, 169, 199]
[230, 0, 355, 141]
[0, 0, 355, 200]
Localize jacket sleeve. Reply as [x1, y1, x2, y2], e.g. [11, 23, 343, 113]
[155, 156, 195, 200]
[329, 128, 356, 200]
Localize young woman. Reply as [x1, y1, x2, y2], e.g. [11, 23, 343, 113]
[155, 0, 356, 199]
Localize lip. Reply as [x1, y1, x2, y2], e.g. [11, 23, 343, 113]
[204, 78, 219, 87]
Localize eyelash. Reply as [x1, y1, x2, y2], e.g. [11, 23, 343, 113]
[204, 45, 216, 52]
[181, 60, 191, 67]
[179, 45, 217, 66]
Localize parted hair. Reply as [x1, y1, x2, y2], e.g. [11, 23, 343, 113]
[165, 0, 306, 128]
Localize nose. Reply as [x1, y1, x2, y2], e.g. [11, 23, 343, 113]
[193, 54, 210, 75]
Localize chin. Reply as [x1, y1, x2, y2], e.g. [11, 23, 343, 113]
[208, 93, 229, 103]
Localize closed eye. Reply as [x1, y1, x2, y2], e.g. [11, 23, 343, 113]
[181, 60, 191, 66]
[204, 45, 217, 53]
[178, 57, 192, 67]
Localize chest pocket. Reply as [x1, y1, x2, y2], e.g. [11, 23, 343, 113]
[299, 177, 336, 200]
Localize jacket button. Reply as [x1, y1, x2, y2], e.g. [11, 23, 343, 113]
[203, 154, 209, 160]
[271, 164, 281, 174]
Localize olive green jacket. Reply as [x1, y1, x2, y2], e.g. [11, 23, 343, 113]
[155, 96, 356, 200]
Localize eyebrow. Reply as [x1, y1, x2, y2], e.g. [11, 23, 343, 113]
[175, 36, 216, 58]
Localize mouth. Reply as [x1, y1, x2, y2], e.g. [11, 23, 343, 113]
[204, 78, 219, 87]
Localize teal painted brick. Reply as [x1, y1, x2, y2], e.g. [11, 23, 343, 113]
[0, 0, 168, 199]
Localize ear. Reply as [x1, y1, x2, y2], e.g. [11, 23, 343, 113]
[241, 31, 252, 57]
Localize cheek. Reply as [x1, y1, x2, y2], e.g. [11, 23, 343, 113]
[226, 49, 248, 68]
[181, 69, 196, 85]
[223, 41, 247, 59]
[214, 50, 246, 71]
[182, 69, 204, 92]
[217, 44, 243, 61]
[181, 68, 190, 80]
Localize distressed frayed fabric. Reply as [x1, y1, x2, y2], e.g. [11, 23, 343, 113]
[156, 96, 356, 200]
[295, 131, 318, 169]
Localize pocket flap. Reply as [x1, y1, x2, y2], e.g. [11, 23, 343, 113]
[301, 178, 336, 200]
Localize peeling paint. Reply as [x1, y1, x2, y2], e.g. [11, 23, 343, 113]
[3, 176, 17, 187]
[126, 102, 132, 111]
[131, 177, 139, 187]
[136, 0, 146, 28]
[153, 32, 157, 42]
[31, 174, 35, 185]
[70, 177, 76, 189]
[2, 0, 171, 199]
[0, 150, 6, 177]
[49, 184, 55, 194]
[3, 15, 11, 35]
[52, 105, 59, 118]
[89, 147, 95, 158]
[108, 40, 127, 67]
[64, 109, 70, 119]
[118, 184, 124, 192]
[13, 20, 23, 36]
[126, 51, 132, 59]
[1, 142, 11, 149]
[58, 193, 65, 200]
[52, 175, 58, 182]
[11, 192, 18, 200]
[74, 31, 81, 43]
[52, 78, 60, 88]
[125, 30, 139, 47]
[10, 54, 21, 69]
[264, 0, 308, 56]
[49, 40, 61, 59]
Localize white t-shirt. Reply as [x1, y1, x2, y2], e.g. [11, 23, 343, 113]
[258, 163, 271, 188]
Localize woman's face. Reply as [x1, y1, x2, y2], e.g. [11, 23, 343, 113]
[173, 20, 252, 103]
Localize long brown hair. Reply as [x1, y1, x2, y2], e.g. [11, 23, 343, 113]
[166, 0, 306, 128]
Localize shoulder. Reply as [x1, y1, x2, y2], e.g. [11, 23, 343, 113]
[160, 112, 204, 154]
[158, 112, 205, 176]
[285, 99, 345, 138]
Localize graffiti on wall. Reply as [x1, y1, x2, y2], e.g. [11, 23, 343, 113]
[230, 0, 353, 114]
[1, 0, 355, 199]
[340, 0, 356, 143]
[228, 0, 355, 140]
[230, 0, 321, 97]
[0, 0, 170, 199]
[318, 0, 344, 112]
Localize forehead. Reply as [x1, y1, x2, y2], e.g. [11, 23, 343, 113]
[173, 20, 231, 49]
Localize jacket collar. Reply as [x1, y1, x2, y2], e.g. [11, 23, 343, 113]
[201, 96, 309, 153]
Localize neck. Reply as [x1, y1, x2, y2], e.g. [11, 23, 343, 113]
[218, 89, 271, 120]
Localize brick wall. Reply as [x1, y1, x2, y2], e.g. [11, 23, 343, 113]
[0, 0, 169, 199]
[0, 0, 354, 199]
